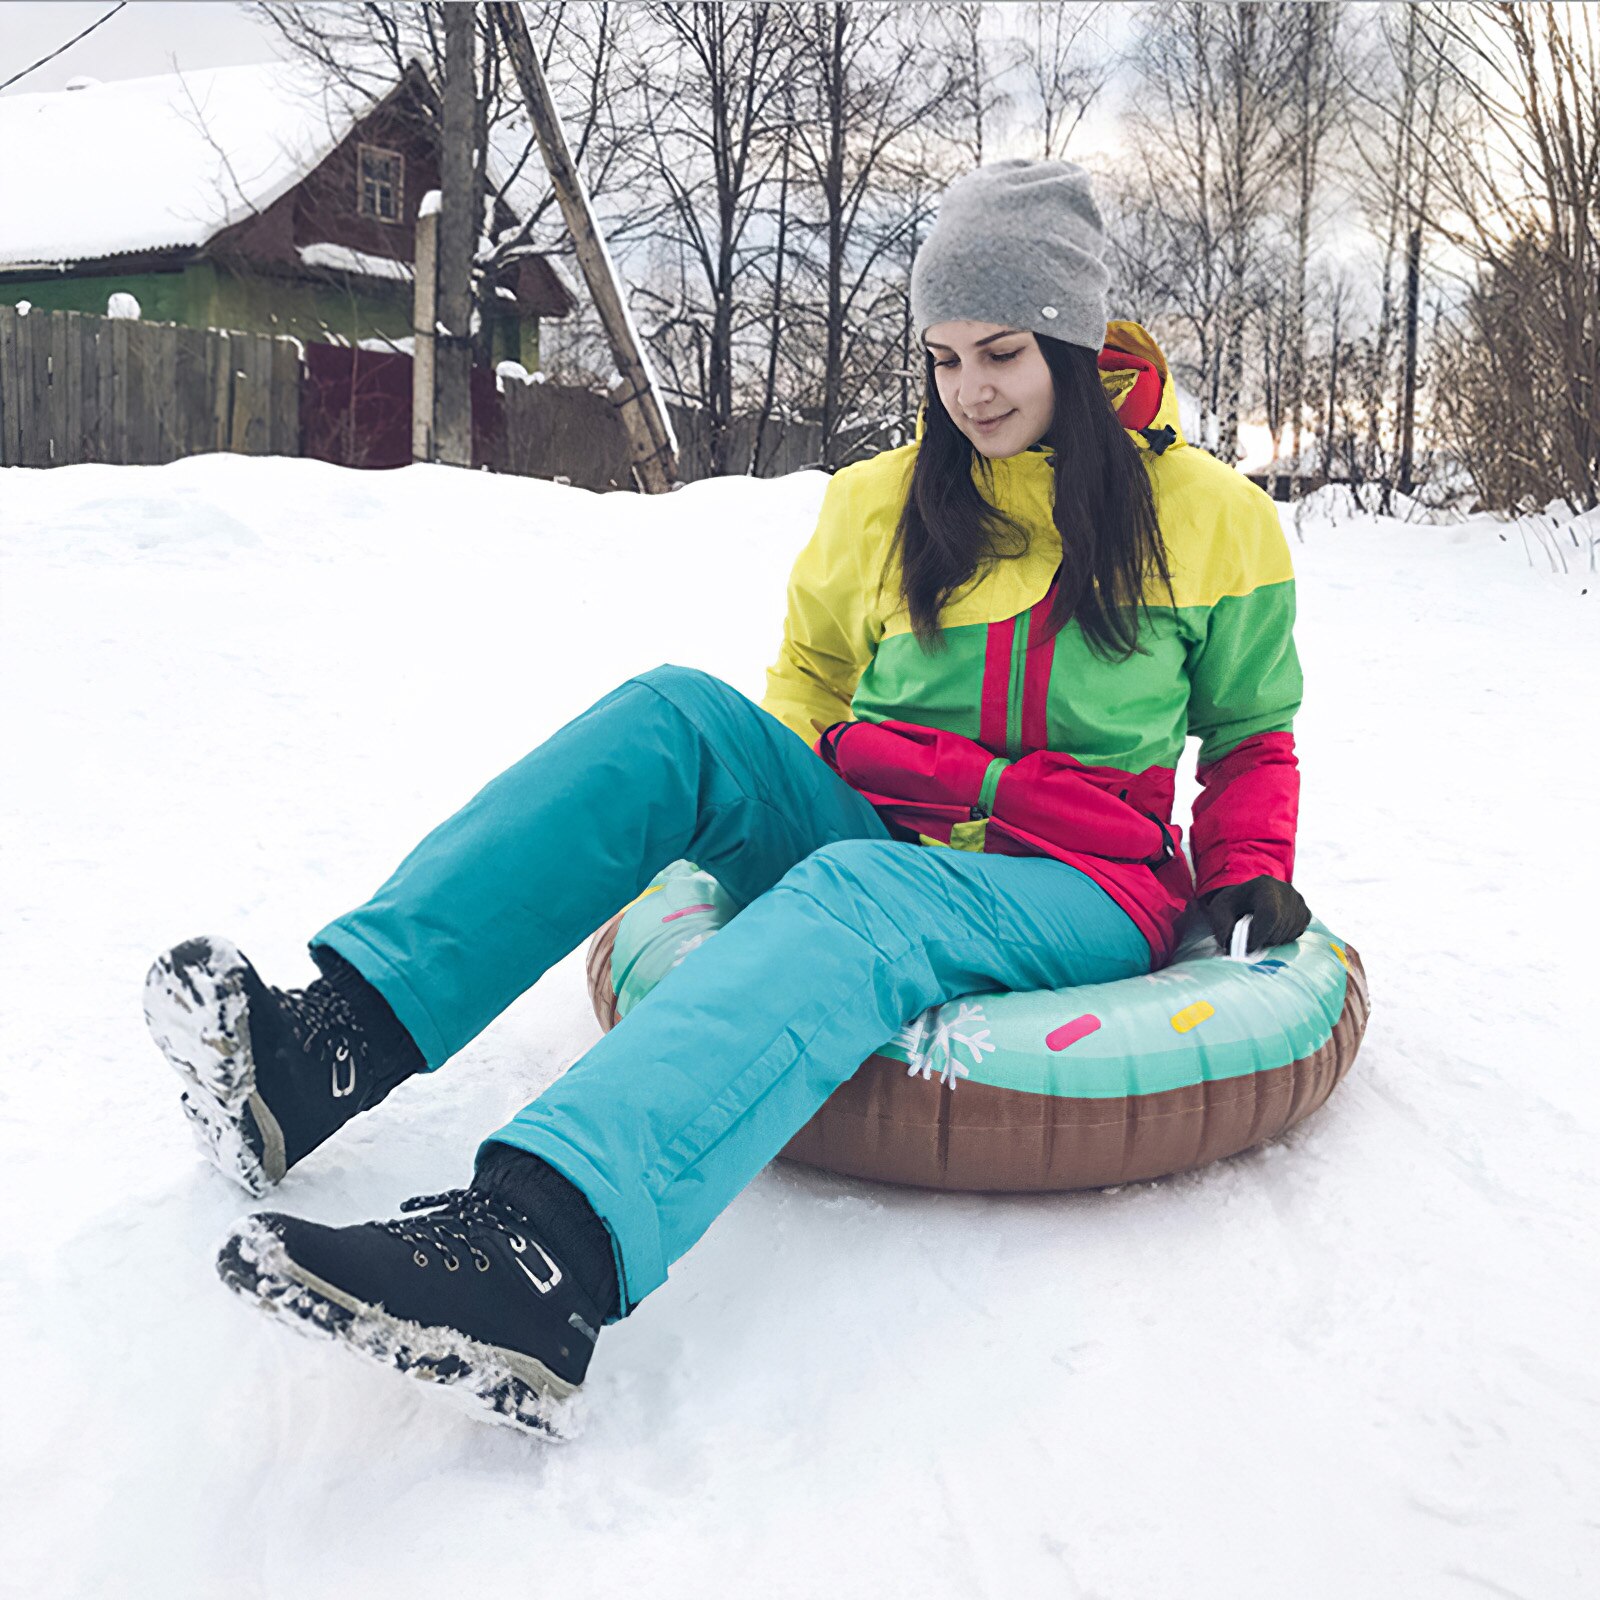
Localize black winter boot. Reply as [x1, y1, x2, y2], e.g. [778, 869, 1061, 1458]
[143, 935, 424, 1196]
[216, 1188, 607, 1438]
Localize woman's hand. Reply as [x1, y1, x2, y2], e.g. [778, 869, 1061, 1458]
[1200, 876, 1310, 951]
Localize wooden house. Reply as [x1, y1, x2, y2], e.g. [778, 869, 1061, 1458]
[0, 60, 573, 367]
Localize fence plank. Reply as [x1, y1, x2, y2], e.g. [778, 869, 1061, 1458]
[172, 325, 208, 458]
[251, 335, 274, 454]
[59, 312, 83, 465]
[27, 309, 52, 466]
[269, 337, 299, 455]
[208, 331, 232, 454]
[229, 336, 257, 454]
[77, 313, 102, 463]
[144, 320, 175, 462]
[22, 308, 38, 466]
[47, 311, 70, 465]
[122, 321, 151, 463]
[225, 335, 244, 455]
[109, 318, 130, 464]
[0, 306, 18, 466]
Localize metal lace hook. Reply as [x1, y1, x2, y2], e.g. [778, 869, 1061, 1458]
[330, 1041, 357, 1098]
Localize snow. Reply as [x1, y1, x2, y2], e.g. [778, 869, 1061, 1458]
[298, 242, 415, 283]
[1, 452, 1595, 1598]
[495, 359, 545, 389]
[0, 63, 376, 266]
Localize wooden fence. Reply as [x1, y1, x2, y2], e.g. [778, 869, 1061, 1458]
[0, 304, 882, 484]
[0, 305, 298, 467]
[497, 378, 882, 487]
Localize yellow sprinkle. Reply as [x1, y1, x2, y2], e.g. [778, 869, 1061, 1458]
[1329, 943, 1349, 969]
[1170, 1000, 1215, 1033]
[618, 883, 666, 916]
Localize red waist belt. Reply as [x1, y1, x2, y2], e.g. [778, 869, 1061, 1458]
[816, 718, 1181, 869]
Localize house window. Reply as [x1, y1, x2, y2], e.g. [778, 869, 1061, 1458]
[357, 145, 404, 224]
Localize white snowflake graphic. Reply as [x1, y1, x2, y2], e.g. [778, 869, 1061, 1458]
[895, 1001, 995, 1090]
[669, 929, 716, 968]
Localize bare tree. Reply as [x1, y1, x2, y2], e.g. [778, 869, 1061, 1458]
[1254, 244, 1296, 467]
[1015, 0, 1113, 160]
[1424, 0, 1599, 512]
[1312, 264, 1357, 483]
[1281, 2, 1344, 504]
[1342, 2, 1453, 509]
[783, 3, 959, 466]
[1125, 3, 1228, 448]
[1209, 3, 1294, 466]
[936, 2, 1019, 167]
[611, 3, 800, 475]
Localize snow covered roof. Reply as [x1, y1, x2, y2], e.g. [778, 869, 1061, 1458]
[0, 63, 391, 269]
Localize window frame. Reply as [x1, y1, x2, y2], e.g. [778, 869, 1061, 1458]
[356, 143, 405, 225]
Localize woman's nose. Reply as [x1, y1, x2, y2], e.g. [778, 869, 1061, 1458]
[957, 372, 996, 408]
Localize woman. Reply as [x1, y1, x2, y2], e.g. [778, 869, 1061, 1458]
[143, 159, 1310, 1436]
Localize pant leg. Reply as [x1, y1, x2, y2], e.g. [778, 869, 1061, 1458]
[485, 839, 1152, 1318]
[308, 665, 891, 1068]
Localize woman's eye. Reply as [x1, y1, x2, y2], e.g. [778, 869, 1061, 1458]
[933, 351, 1019, 369]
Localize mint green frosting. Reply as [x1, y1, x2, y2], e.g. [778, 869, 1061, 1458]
[610, 859, 1352, 1099]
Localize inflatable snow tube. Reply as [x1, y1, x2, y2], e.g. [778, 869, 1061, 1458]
[585, 858, 1370, 1192]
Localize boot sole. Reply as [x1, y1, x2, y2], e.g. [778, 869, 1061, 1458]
[217, 1217, 579, 1440]
[143, 937, 286, 1197]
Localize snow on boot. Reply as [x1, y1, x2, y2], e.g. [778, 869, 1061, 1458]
[143, 935, 419, 1196]
[216, 1188, 605, 1439]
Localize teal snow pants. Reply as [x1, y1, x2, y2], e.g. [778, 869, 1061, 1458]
[309, 666, 1151, 1319]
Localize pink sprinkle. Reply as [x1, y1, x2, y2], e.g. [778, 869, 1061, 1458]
[661, 903, 715, 923]
[1046, 1014, 1101, 1051]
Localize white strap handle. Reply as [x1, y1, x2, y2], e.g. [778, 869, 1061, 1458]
[1227, 912, 1259, 962]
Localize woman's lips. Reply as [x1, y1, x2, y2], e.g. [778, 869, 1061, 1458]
[971, 411, 1014, 433]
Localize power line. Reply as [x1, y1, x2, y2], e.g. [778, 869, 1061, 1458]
[0, 2, 130, 95]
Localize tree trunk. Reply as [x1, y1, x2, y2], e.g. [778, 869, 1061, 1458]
[435, 5, 477, 469]
[1397, 223, 1421, 496]
[1321, 291, 1341, 482]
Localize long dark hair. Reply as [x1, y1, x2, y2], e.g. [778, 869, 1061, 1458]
[887, 335, 1175, 661]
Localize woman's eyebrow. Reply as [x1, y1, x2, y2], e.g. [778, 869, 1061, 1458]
[923, 329, 1026, 351]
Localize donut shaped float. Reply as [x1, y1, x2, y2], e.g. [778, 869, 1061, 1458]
[586, 858, 1370, 1191]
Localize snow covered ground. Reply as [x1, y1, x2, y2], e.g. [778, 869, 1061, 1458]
[2, 453, 1594, 1600]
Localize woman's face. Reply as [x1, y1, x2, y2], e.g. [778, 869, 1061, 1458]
[923, 320, 1054, 457]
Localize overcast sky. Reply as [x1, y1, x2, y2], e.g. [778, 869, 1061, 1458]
[1, 2, 284, 95]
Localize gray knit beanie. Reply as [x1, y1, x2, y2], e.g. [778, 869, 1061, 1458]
[910, 159, 1109, 352]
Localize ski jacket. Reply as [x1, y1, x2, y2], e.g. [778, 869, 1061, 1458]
[760, 319, 1301, 969]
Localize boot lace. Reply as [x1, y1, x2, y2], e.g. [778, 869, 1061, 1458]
[270, 980, 367, 1099]
[376, 1189, 562, 1289]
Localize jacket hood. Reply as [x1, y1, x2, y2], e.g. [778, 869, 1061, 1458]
[911, 318, 1185, 456]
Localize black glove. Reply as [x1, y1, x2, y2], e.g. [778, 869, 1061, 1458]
[1200, 876, 1311, 952]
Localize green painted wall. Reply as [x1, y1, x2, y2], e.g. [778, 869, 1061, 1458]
[0, 266, 196, 323]
[201, 262, 412, 345]
[0, 258, 540, 364]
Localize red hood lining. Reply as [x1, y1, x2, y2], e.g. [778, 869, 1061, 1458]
[1099, 345, 1163, 434]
